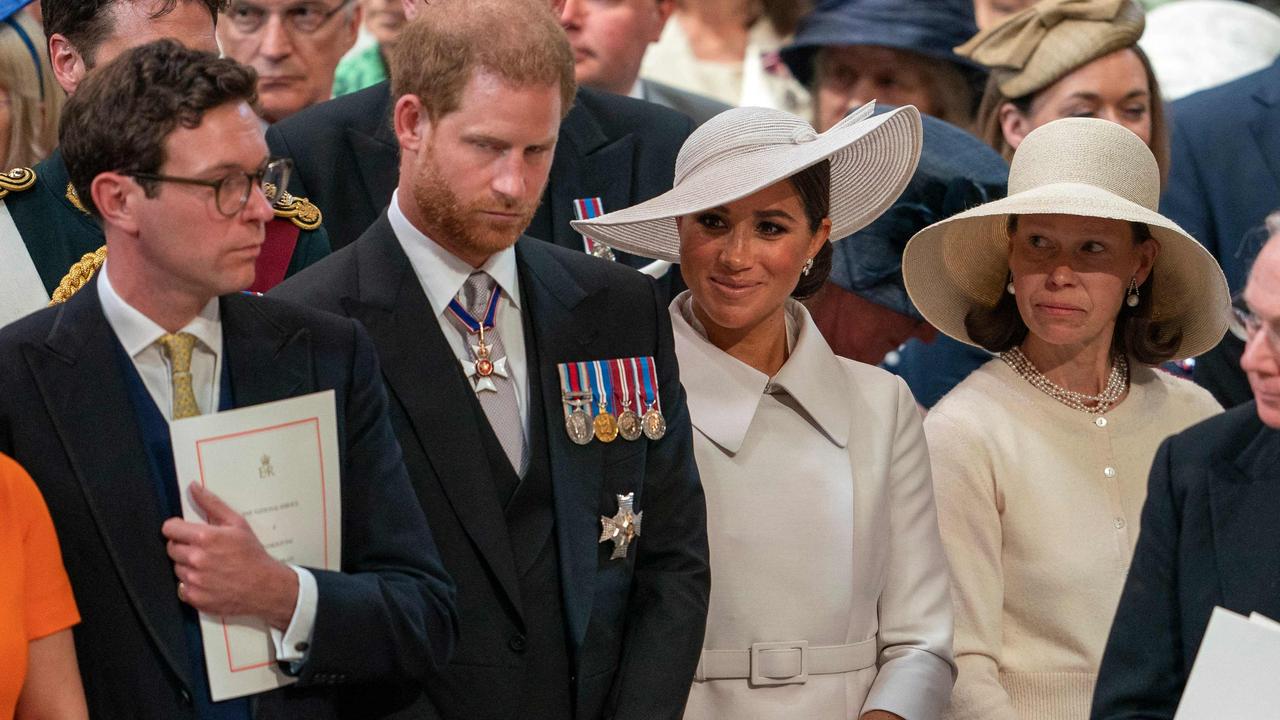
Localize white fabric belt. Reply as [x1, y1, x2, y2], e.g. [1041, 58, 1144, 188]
[694, 637, 878, 686]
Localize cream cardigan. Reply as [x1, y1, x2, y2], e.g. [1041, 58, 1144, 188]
[924, 359, 1221, 720]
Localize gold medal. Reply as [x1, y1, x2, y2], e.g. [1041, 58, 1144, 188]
[566, 408, 593, 445]
[642, 408, 666, 440]
[617, 410, 642, 441]
[594, 411, 619, 443]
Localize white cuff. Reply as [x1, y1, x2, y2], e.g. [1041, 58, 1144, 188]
[270, 565, 318, 664]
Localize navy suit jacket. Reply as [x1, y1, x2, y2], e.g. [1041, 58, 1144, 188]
[1162, 58, 1280, 293]
[1091, 403, 1280, 719]
[272, 216, 710, 720]
[0, 282, 458, 719]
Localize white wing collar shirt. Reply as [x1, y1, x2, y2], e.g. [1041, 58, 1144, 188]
[97, 263, 319, 665]
[672, 291, 955, 720]
[389, 190, 530, 438]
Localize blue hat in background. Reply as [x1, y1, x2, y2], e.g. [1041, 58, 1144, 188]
[0, 0, 31, 21]
[781, 0, 987, 89]
[830, 105, 1008, 321]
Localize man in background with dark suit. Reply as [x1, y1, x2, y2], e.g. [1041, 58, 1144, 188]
[1091, 230, 1280, 719]
[273, 2, 709, 718]
[265, 0, 694, 298]
[558, 0, 730, 126]
[0, 40, 456, 719]
[1160, 58, 1280, 407]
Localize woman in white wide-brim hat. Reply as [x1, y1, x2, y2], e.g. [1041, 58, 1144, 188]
[574, 103, 955, 720]
[901, 117, 1228, 720]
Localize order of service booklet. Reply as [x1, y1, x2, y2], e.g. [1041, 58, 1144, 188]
[172, 390, 342, 702]
[1175, 606, 1280, 719]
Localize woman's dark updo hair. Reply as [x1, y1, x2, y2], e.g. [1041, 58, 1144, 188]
[789, 159, 832, 300]
[963, 216, 1183, 365]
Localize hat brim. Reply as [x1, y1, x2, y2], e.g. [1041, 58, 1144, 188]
[903, 182, 1231, 361]
[571, 104, 923, 264]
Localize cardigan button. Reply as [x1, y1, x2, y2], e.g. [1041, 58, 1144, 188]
[1103, 466, 1117, 478]
[1114, 517, 1126, 529]
[1095, 417, 1108, 427]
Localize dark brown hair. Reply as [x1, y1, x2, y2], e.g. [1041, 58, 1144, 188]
[789, 159, 831, 300]
[972, 45, 1169, 188]
[964, 215, 1183, 364]
[43, 0, 226, 68]
[60, 38, 257, 218]
[390, 0, 576, 122]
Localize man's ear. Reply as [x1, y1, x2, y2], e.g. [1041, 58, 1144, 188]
[49, 34, 87, 95]
[394, 94, 430, 154]
[92, 172, 143, 236]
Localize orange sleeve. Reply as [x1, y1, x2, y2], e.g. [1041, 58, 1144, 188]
[4, 456, 80, 641]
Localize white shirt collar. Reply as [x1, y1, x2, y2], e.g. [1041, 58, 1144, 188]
[97, 260, 221, 358]
[629, 79, 647, 101]
[388, 189, 521, 316]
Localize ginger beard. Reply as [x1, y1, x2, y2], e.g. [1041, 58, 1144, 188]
[410, 141, 540, 258]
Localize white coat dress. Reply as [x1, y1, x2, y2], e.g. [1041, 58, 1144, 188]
[674, 294, 955, 719]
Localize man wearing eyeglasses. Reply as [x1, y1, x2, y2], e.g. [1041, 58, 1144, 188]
[1091, 221, 1280, 719]
[0, 0, 333, 330]
[0, 39, 457, 720]
[217, 0, 361, 123]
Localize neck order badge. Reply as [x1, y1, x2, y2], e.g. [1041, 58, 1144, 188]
[446, 285, 509, 394]
[573, 197, 617, 261]
[557, 357, 665, 445]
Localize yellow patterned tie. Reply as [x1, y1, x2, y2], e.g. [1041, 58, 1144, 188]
[156, 333, 201, 420]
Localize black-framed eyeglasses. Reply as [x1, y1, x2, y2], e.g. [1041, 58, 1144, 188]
[129, 158, 293, 218]
[1231, 298, 1280, 354]
[225, 0, 354, 34]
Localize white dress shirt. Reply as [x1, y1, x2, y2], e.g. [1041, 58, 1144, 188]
[97, 264, 318, 664]
[389, 190, 531, 439]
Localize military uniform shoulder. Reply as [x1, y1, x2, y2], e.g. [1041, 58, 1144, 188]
[0, 166, 37, 199]
[271, 187, 323, 230]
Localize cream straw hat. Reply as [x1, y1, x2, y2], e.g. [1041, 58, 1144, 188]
[570, 102, 923, 263]
[902, 117, 1229, 361]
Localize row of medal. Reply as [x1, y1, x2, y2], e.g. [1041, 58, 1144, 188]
[557, 357, 666, 445]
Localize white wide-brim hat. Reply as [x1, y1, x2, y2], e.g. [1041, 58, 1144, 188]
[570, 102, 923, 263]
[902, 117, 1230, 361]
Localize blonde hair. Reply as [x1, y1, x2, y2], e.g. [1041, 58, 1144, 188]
[0, 12, 62, 168]
[973, 45, 1168, 187]
[390, 0, 575, 122]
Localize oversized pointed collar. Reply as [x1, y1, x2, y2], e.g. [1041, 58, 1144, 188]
[671, 292, 852, 455]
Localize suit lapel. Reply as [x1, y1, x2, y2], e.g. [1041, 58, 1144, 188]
[1209, 418, 1280, 617]
[221, 294, 308, 408]
[346, 84, 399, 222]
[25, 280, 193, 692]
[517, 240, 610, 649]
[342, 217, 525, 615]
[1248, 64, 1280, 208]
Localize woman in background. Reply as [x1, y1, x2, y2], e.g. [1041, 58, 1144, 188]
[0, 452, 86, 720]
[959, 0, 1168, 183]
[0, 9, 61, 168]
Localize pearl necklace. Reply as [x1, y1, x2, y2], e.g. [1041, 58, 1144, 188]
[1000, 346, 1129, 415]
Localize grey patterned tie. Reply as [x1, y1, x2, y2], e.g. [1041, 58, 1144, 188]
[457, 271, 527, 475]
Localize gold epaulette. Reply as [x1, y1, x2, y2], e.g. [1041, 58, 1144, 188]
[50, 246, 107, 305]
[266, 182, 322, 231]
[0, 167, 36, 199]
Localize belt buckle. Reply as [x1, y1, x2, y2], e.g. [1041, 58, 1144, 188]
[749, 640, 809, 686]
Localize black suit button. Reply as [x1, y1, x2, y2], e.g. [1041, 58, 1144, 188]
[179, 688, 192, 705]
[508, 634, 527, 653]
